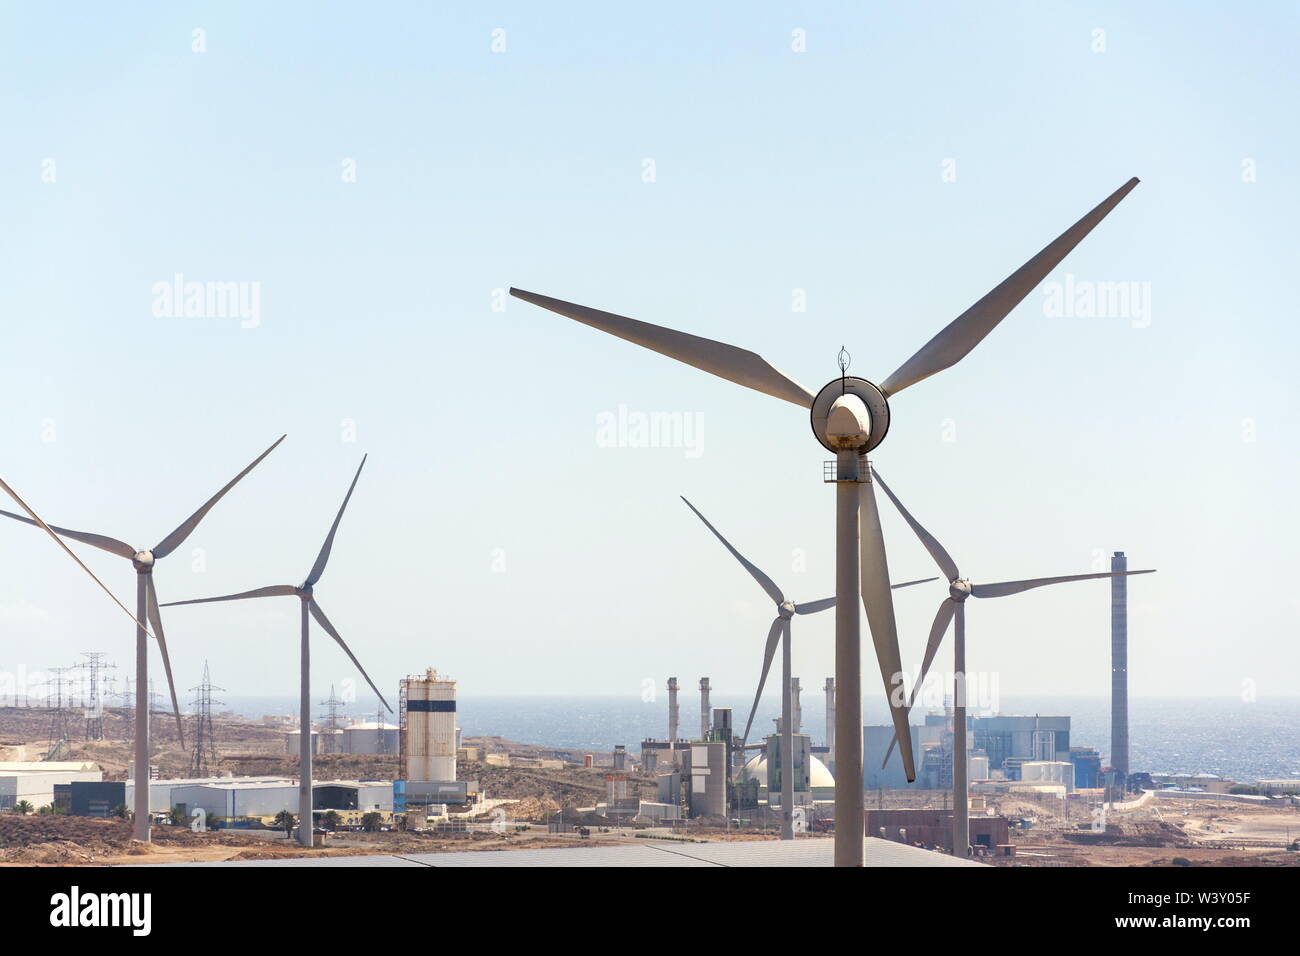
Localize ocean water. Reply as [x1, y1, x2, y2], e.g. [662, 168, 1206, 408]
[222, 693, 1300, 782]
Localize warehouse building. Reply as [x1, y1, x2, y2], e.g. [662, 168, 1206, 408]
[0, 761, 103, 811]
[126, 776, 293, 813]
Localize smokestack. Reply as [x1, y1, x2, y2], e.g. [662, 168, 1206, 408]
[824, 677, 836, 769]
[1111, 552, 1129, 776]
[791, 678, 802, 734]
[667, 677, 679, 742]
[699, 677, 711, 740]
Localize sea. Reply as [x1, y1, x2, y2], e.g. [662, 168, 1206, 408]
[219, 694, 1300, 783]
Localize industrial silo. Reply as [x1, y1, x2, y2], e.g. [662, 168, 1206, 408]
[401, 669, 457, 782]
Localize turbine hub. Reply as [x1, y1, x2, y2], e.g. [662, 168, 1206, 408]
[132, 550, 155, 571]
[949, 579, 971, 601]
[778, 601, 796, 619]
[810, 376, 890, 453]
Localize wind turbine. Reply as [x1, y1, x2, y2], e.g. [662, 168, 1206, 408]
[871, 466, 1154, 857]
[681, 495, 935, 840]
[512, 177, 1140, 865]
[0, 435, 284, 841]
[162, 455, 392, 848]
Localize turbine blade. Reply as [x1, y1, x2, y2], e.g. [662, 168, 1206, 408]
[883, 598, 956, 766]
[304, 455, 366, 587]
[892, 576, 940, 589]
[681, 497, 784, 605]
[794, 596, 835, 615]
[879, 178, 1140, 397]
[152, 434, 286, 559]
[307, 599, 393, 712]
[971, 568, 1155, 599]
[797, 575, 934, 616]
[859, 477, 916, 782]
[0, 478, 150, 635]
[870, 468, 960, 582]
[0, 507, 134, 559]
[160, 584, 299, 607]
[510, 288, 815, 408]
[145, 575, 186, 749]
[741, 616, 785, 745]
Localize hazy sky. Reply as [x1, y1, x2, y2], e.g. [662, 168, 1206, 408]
[1, 2, 1295, 709]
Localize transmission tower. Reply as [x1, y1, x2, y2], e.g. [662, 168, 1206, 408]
[318, 685, 344, 754]
[187, 661, 224, 776]
[43, 666, 76, 760]
[76, 652, 116, 741]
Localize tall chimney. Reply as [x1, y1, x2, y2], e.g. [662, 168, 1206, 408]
[1110, 552, 1129, 776]
[791, 678, 802, 734]
[667, 677, 679, 742]
[699, 677, 711, 740]
[824, 677, 836, 769]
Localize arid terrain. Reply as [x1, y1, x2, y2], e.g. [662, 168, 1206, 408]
[3, 705, 1297, 866]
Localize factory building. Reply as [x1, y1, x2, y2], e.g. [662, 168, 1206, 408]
[972, 715, 1071, 770]
[0, 761, 103, 811]
[685, 741, 727, 818]
[1070, 747, 1103, 789]
[160, 779, 393, 823]
[126, 776, 293, 814]
[867, 808, 1011, 853]
[865, 714, 1073, 790]
[62, 780, 126, 817]
[864, 725, 929, 790]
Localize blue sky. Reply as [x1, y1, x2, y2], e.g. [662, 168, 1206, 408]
[0, 2, 1296, 707]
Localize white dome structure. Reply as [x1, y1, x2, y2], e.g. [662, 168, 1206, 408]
[736, 753, 836, 799]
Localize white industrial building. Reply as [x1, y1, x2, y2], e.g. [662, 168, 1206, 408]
[126, 776, 292, 813]
[141, 778, 394, 821]
[0, 761, 103, 811]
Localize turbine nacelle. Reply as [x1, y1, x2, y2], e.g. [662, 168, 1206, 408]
[810, 377, 891, 454]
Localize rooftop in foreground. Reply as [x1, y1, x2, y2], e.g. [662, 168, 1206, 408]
[166, 837, 986, 868]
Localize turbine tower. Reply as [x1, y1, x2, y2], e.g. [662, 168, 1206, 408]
[1111, 551, 1130, 777]
[162, 455, 392, 847]
[511, 176, 1139, 864]
[681, 496, 932, 839]
[823, 678, 835, 770]
[791, 678, 802, 734]
[872, 467, 1154, 856]
[0, 435, 284, 841]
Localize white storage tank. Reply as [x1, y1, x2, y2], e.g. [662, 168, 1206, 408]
[402, 669, 457, 782]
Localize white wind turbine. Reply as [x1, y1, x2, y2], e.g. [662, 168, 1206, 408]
[871, 467, 1154, 857]
[162, 455, 391, 847]
[512, 177, 1139, 865]
[0, 435, 284, 841]
[682, 495, 934, 840]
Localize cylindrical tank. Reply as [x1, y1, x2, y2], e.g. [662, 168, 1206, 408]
[403, 669, 457, 782]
